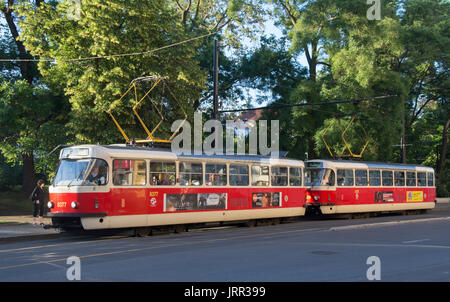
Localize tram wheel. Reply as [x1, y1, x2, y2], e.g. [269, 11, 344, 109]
[241, 220, 256, 227]
[272, 218, 281, 225]
[135, 227, 151, 237]
[173, 225, 186, 233]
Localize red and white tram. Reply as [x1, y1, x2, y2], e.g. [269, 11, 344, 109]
[47, 145, 307, 231]
[304, 159, 436, 216]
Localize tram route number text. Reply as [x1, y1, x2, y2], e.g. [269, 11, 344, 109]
[184, 286, 266, 299]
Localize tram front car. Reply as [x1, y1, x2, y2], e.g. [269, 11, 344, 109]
[48, 146, 109, 230]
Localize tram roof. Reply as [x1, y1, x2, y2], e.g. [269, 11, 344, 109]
[306, 159, 434, 172]
[59, 144, 303, 166]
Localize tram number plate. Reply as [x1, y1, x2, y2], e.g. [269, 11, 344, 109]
[57, 202, 67, 208]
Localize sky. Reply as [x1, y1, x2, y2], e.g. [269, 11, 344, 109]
[220, 17, 309, 111]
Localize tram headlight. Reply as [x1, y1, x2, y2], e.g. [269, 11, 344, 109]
[47, 201, 54, 209]
[71, 201, 79, 209]
[313, 195, 320, 201]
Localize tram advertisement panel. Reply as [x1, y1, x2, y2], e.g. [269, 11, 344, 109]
[374, 191, 394, 203]
[164, 193, 227, 212]
[252, 192, 281, 208]
[407, 191, 423, 202]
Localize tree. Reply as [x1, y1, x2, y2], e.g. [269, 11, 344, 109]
[0, 0, 70, 193]
[17, 0, 266, 145]
[270, 0, 341, 158]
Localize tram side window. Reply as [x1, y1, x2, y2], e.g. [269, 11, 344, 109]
[85, 159, 109, 186]
[229, 165, 249, 186]
[382, 171, 393, 186]
[251, 165, 269, 186]
[149, 162, 176, 186]
[113, 159, 146, 186]
[337, 169, 354, 186]
[179, 162, 203, 186]
[427, 172, 434, 187]
[394, 171, 405, 186]
[406, 172, 416, 187]
[417, 172, 427, 187]
[205, 164, 227, 186]
[271, 166, 288, 186]
[355, 169, 368, 186]
[369, 170, 381, 186]
[289, 167, 302, 186]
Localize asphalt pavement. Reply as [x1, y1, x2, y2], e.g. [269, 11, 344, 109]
[0, 202, 449, 283]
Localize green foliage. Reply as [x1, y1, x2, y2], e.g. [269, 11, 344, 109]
[17, 0, 207, 144]
[0, 78, 71, 171]
[0, 153, 22, 191]
[0, 0, 447, 195]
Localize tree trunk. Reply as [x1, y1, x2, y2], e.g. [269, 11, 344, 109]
[438, 114, 449, 187]
[308, 134, 317, 160]
[2, 1, 38, 193]
[22, 153, 36, 195]
[2, 1, 34, 85]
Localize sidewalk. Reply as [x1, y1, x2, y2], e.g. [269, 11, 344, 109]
[0, 215, 51, 225]
[0, 216, 56, 242]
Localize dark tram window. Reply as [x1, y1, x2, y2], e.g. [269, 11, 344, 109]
[382, 171, 393, 186]
[417, 172, 427, 187]
[394, 171, 405, 186]
[149, 162, 176, 186]
[427, 172, 434, 187]
[337, 169, 354, 186]
[406, 172, 416, 187]
[355, 169, 368, 186]
[179, 162, 203, 186]
[271, 166, 288, 186]
[289, 167, 302, 186]
[369, 170, 381, 186]
[229, 165, 249, 186]
[205, 164, 227, 186]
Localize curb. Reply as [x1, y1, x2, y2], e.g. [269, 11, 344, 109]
[436, 198, 450, 203]
[0, 232, 66, 244]
[0, 222, 28, 227]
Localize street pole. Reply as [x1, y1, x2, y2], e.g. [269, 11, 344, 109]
[212, 39, 218, 120]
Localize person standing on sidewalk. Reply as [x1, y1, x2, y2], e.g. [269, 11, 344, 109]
[30, 179, 45, 226]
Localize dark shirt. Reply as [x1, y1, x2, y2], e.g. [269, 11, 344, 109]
[32, 186, 45, 202]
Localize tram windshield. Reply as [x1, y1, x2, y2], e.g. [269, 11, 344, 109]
[305, 168, 335, 186]
[53, 158, 108, 186]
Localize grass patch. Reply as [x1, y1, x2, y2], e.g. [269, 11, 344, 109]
[0, 191, 33, 216]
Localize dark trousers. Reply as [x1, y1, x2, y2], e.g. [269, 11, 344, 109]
[33, 201, 44, 217]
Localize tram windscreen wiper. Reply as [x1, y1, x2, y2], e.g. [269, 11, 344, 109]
[67, 166, 86, 188]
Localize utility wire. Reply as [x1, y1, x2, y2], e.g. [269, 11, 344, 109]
[218, 95, 398, 113]
[0, 31, 218, 63]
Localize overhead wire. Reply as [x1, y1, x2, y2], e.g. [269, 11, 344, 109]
[0, 31, 218, 63]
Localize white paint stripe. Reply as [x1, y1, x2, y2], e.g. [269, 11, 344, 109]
[329, 216, 450, 231]
[291, 241, 450, 250]
[402, 239, 430, 244]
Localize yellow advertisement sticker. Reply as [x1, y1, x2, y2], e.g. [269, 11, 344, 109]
[407, 191, 423, 202]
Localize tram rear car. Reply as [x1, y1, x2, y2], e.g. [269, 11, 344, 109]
[304, 160, 436, 216]
[48, 145, 307, 231]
